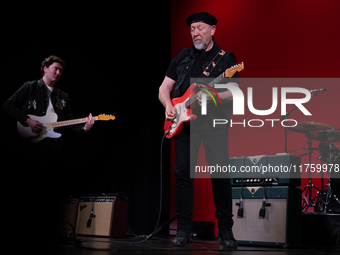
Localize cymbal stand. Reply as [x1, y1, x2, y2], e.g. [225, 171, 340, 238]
[299, 137, 320, 212]
[276, 92, 320, 211]
[315, 133, 340, 213]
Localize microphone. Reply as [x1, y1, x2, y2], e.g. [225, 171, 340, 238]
[259, 197, 271, 219]
[87, 206, 96, 228]
[309, 88, 326, 93]
[259, 185, 271, 219]
[236, 197, 244, 218]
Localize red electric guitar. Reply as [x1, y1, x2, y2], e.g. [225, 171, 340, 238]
[164, 62, 244, 139]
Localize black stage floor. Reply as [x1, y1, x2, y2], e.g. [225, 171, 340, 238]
[55, 236, 339, 255]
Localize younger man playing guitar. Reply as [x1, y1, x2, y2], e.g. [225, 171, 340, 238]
[4, 55, 95, 147]
[3, 55, 96, 245]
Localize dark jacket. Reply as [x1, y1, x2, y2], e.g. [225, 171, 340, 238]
[3, 78, 83, 133]
[173, 43, 239, 98]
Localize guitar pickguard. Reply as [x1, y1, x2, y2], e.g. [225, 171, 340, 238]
[169, 98, 191, 136]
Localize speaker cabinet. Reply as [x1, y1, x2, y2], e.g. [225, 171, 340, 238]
[76, 196, 128, 237]
[232, 186, 301, 247]
[61, 198, 79, 232]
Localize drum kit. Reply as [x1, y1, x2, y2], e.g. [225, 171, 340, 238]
[287, 121, 340, 213]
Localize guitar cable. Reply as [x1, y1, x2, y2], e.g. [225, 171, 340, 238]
[144, 126, 171, 241]
[76, 126, 172, 248]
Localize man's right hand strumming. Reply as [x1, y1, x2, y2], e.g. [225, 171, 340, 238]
[165, 105, 176, 121]
[159, 76, 177, 121]
[26, 118, 43, 133]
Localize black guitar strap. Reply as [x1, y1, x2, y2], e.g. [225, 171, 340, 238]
[202, 49, 226, 77]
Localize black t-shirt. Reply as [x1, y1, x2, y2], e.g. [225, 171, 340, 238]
[165, 41, 239, 123]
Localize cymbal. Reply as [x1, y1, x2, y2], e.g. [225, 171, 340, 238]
[306, 130, 340, 142]
[287, 121, 340, 133]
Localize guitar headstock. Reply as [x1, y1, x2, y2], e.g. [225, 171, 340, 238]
[224, 62, 244, 78]
[98, 114, 116, 121]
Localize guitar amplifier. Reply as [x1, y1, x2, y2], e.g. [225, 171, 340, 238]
[75, 196, 128, 237]
[60, 198, 79, 232]
[229, 154, 301, 186]
[232, 186, 301, 247]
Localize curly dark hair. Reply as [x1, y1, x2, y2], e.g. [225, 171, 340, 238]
[41, 55, 65, 75]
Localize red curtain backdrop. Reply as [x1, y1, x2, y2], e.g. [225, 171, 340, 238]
[169, 0, 340, 237]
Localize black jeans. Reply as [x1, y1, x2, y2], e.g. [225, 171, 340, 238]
[174, 118, 233, 233]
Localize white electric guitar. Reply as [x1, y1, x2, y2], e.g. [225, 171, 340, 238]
[17, 113, 115, 143]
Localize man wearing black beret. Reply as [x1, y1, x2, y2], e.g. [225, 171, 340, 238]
[159, 12, 239, 249]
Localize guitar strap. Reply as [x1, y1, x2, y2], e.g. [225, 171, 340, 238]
[202, 49, 226, 77]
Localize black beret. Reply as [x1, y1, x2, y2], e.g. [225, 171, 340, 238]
[186, 12, 218, 26]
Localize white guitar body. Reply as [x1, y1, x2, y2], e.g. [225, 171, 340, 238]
[17, 113, 61, 143]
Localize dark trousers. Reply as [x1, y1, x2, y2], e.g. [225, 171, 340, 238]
[174, 118, 233, 233]
[17, 138, 67, 246]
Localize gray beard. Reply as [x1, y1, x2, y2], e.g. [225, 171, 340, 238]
[194, 41, 205, 50]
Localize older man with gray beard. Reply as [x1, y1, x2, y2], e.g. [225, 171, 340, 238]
[159, 12, 239, 249]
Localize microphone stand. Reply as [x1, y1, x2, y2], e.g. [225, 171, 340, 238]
[275, 92, 318, 153]
[275, 92, 320, 212]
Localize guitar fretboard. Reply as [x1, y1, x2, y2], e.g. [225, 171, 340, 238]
[183, 62, 243, 109]
[51, 116, 99, 128]
[184, 72, 225, 108]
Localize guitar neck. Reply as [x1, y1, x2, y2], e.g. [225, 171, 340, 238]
[51, 116, 99, 128]
[185, 72, 225, 108]
[208, 72, 225, 86]
[184, 62, 244, 108]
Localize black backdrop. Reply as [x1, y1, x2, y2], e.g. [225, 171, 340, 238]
[1, 3, 171, 235]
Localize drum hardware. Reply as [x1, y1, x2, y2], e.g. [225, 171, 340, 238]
[305, 129, 340, 143]
[287, 121, 340, 134]
[311, 132, 340, 213]
[298, 137, 321, 212]
[287, 122, 340, 213]
[287, 121, 330, 211]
